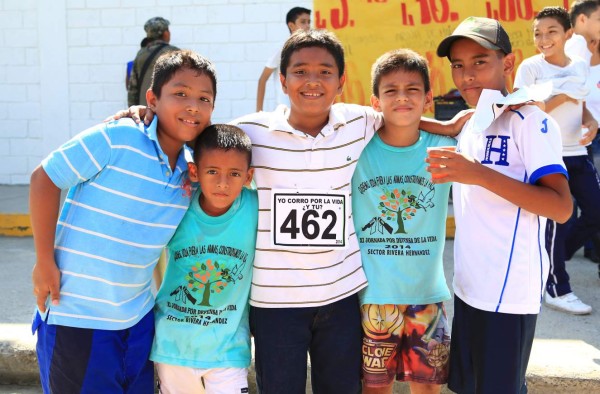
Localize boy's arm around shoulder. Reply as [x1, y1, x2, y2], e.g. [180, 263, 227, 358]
[419, 110, 474, 137]
[427, 108, 572, 223]
[30, 165, 62, 312]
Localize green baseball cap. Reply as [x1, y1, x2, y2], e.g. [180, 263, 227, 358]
[437, 17, 512, 58]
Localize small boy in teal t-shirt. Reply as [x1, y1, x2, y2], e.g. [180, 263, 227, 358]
[150, 124, 258, 393]
[352, 49, 453, 394]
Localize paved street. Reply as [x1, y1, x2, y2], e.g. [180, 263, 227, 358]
[1, 235, 599, 393]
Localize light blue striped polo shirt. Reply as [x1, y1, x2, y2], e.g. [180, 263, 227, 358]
[41, 117, 192, 330]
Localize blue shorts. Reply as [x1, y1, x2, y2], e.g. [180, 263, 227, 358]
[33, 310, 155, 394]
[448, 296, 536, 394]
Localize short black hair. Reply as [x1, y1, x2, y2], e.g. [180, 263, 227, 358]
[150, 50, 217, 103]
[569, 0, 600, 26]
[193, 124, 252, 167]
[371, 49, 431, 97]
[286, 7, 311, 25]
[280, 29, 345, 77]
[536, 6, 572, 31]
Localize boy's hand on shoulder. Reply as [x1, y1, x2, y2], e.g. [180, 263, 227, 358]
[443, 109, 474, 136]
[32, 259, 61, 313]
[104, 105, 153, 126]
[426, 148, 484, 185]
[506, 100, 545, 112]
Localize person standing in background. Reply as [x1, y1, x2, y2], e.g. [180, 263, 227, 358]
[514, 7, 598, 315]
[565, 0, 600, 63]
[568, 1, 600, 266]
[255, 6, 311, 112]
[128, 17, 178, 107]
[582, 39, 600, 268]
[126, 38, 149, 90]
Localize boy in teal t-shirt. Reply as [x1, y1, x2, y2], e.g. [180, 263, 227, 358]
[352, 49, 453, 393]
[151, 124, 258, 393]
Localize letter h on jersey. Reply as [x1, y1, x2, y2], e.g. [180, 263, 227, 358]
[481, 136, 510, 166]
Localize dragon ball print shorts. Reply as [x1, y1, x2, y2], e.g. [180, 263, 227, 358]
[361, 302, 450, 387]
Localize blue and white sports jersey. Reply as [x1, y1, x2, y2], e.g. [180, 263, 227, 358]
[41, 117, 192, 330]
[453, 106, 567, 314]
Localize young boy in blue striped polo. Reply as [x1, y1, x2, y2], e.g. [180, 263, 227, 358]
[29, 49, 216, 393]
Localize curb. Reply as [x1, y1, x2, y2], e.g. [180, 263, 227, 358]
[3, 338, 600, 393]
[0, 325, 37, 386]
[0, 214, 457, 240]
[0, 214, 31, 237]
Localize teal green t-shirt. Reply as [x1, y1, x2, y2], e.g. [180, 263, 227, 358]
[352, 131, 454, 305]
[150, 187, 258, 368]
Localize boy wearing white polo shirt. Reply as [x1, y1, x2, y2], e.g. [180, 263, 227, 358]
[429, 17, 572, 393]
[235, 30, 468, 393]
[30, 50, 215, 393]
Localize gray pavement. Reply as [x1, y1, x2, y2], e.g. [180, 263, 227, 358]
[1, 182, 600, 393]
[0, 185, 29, 214]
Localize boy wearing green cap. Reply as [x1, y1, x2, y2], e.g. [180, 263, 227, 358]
[429, 17, 572, 393]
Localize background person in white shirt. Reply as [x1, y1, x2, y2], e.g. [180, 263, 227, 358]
[565, 0, 600, 63]
[255, 6, 311, 112]
[515, 6, 599, 315]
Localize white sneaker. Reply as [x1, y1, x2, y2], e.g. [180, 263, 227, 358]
[544, 292, 592, 315]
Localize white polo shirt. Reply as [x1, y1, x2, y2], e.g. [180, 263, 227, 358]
[233, 104, 382, 308]
[453, 106, 567, 314]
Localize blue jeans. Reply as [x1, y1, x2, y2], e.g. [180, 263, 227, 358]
[546, 154, 600, 297]
[250, 294, 362, 394]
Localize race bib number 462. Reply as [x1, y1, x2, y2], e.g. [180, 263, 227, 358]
[271, 190, 348, 249]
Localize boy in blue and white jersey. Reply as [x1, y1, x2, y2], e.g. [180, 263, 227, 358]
[352, 49, 453, 394]
[428, 17, 572, 393]
[151, 124, 258, 393]
[29, 50, 216, 393]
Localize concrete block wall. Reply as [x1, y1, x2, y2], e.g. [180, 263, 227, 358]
[0, 0, 311, 184]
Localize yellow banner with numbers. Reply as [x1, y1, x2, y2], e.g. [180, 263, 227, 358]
[313, 0, 571, 113]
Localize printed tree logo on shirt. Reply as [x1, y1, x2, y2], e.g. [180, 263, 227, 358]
[377, 187, 435, 234]
[170, 257, 247, 307]
[179, 259, 230, 307]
